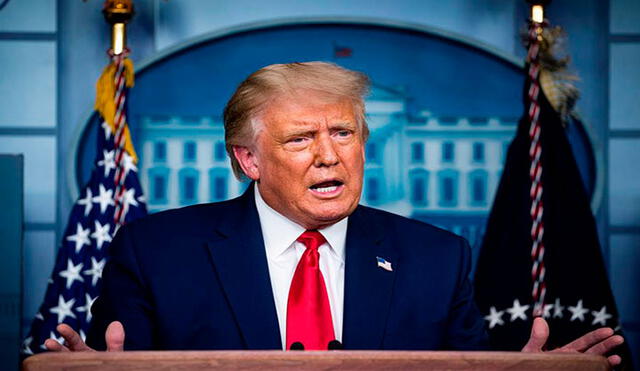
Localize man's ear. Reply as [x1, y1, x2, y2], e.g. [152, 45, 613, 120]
[232, 146, 260, 181]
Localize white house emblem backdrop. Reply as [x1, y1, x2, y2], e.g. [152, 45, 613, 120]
[74, 22, 596, 256]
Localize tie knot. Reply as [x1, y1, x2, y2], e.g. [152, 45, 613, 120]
[297, 230, 326, 251]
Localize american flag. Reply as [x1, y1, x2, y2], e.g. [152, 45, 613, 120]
[333, 43, 353, 58]
[21, 55, 147, 356]
[376, 256, 393, 272]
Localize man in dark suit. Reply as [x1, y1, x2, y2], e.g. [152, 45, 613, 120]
[46, 62, 623, 364]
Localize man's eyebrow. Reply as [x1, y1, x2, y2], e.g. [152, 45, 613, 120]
[280, 126, 316, 139]
[284, 129, 315, 137]
[330, 122, 357, 130]
[283, 120, 356, 133]
[329, 121, 358, 132]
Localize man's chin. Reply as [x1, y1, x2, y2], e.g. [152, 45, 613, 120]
[302, 205, 358, 229]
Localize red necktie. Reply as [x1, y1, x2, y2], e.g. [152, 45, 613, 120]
[286, 230, 335, 350]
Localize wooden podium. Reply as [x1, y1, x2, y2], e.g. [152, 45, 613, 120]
[23, 351, 610, 370]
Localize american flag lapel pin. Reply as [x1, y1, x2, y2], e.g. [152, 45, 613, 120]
[376, 256, 393, 272]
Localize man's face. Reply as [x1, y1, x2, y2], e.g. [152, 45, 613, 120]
[236, 92, 365, 229]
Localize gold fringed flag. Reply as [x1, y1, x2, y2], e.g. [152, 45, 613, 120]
[474, 11, 632, 369]
[21, 50, 147, 357]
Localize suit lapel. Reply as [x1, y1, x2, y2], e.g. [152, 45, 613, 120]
[342, 206, 397, 349]
[205, 186, 281, 349]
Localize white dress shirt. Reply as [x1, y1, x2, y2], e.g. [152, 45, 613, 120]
[254, 184, 346, 350]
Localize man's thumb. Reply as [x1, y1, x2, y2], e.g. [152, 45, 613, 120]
[522, 317, 549, 352]
[105, 321, 125, 352]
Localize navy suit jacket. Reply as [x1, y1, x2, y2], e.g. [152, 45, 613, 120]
[88, 186, 488, 350]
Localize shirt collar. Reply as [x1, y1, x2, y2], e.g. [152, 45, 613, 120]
[254, 183, 347, 263]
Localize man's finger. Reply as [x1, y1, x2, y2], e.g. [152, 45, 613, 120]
[56, 324, 92, 351]
[585, 335, 624, 356]
[521, 317, 549, 352]
[607, 355, 622, 367]
[44, 338, 69, 352]
[105, 321, 125, 352]
[558, 327, 614, 352]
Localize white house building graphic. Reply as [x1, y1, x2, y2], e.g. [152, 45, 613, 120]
[137, 84, 517, 247]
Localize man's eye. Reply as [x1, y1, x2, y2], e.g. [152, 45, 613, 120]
[337, 130, 352, 137]
[288, 137, 307, 144]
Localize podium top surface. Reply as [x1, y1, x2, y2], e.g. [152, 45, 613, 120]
[23, 350, 610, 371]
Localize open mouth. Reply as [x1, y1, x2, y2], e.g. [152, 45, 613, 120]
[309, 180, 344, 194]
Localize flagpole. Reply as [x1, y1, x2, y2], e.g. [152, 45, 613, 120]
[103, 0, 134, 56]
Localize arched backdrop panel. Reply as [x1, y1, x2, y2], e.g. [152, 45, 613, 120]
[73, 20, 596, 251]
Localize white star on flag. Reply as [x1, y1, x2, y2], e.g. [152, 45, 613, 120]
[92, 184, 115, 214]
[122, 187, 139, 211]
[506, 299, 530, 322]
[101, 120, 111, 140]
[484, 306, 505, 329]
[35, 311, 44, 320]
[553, 298, 564, 319]
[91, 220, 112, 250]
[21, 336, 34, 355]
[76, 188, 93, 216]
[59, 259, 84, 289]
[591, 306, 612, 326]
[542, 303, 554, 318]
[568, 299, 589, 322]
[80, 329, 87, 343]
[49, 295, 76, 323]
[84, 257, 106, 286]
[76, 293, 97, 322]
[66, 223, 91, 253]
[97, 149, 116, 177]
[123, 152, 138, 175]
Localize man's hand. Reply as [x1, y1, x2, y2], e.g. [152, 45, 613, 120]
[522, 317, 624, 366]
[44, 321, 125, 352]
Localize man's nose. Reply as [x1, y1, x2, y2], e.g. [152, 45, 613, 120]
[313, 135, 339, 167]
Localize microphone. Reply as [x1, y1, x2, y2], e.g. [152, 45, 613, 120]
[289, 341, 305, 350]
[327, 340, 343, 350]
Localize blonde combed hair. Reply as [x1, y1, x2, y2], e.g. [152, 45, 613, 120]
[223, 62, 370, 180]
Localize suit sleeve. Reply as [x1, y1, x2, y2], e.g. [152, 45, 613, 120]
[444, 237, 490, 350]
[87, 223, 157, 350]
